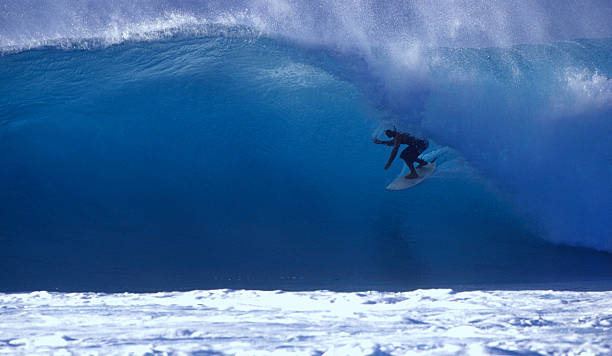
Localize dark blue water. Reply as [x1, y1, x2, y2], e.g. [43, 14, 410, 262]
[1, 2, 612, 292]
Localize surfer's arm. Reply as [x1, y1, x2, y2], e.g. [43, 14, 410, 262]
[384, 140, 400, 170]
[373, 138, 395, 146]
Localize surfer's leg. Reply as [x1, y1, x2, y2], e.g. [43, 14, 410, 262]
[415, 140, 429, 167]
[404, 162, 418, 179]
[400, 148, 419, 178]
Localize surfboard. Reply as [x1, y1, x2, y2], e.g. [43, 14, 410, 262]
[386, 162, 436, 191]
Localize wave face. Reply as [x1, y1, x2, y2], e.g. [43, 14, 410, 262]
[1, 1, 612, 291]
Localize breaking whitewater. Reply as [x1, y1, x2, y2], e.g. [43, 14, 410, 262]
[2, 289, 612, 355]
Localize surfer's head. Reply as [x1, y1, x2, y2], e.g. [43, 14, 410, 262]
[385, 129, 396, 138]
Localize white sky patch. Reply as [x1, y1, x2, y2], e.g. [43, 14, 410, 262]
[1, 289, 611, 355]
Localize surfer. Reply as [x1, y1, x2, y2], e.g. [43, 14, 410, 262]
[373, 129, 429, 179]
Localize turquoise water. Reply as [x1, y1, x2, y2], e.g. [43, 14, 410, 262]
[1, 2, 611, 291]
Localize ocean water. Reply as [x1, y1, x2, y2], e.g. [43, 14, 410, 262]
[1, 1, 612, 354]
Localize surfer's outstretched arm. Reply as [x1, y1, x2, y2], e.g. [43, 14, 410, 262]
[373, 138, 395, 146]
[384, 140, 400, 170]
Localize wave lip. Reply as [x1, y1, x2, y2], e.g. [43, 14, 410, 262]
[3, 0, 612, 53]
[0, 12, 264, 54]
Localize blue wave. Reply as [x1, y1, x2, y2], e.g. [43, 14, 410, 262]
[1, 1, 612, 291]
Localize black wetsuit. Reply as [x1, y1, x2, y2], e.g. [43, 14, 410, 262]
[395, 133, 429, 162]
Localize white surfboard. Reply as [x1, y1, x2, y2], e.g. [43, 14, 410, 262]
[386, 162, 436, 191]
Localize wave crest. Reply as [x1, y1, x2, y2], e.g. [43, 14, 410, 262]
[0, 11, 263, 54]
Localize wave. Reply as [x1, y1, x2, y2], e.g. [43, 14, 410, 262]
[420, 40, 612, 251]
[1, 1, 612, 290]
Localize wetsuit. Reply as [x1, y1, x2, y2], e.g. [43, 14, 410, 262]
[396, 133, 429, 162]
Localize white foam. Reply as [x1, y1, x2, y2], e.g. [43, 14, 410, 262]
[553, 67, 612, 117]
[0, 11, 261, 53]
[1, 289, 611, 355]
[259, 62, 335, 89]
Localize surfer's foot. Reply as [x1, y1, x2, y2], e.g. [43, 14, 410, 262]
[405, 173, 419, 179]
